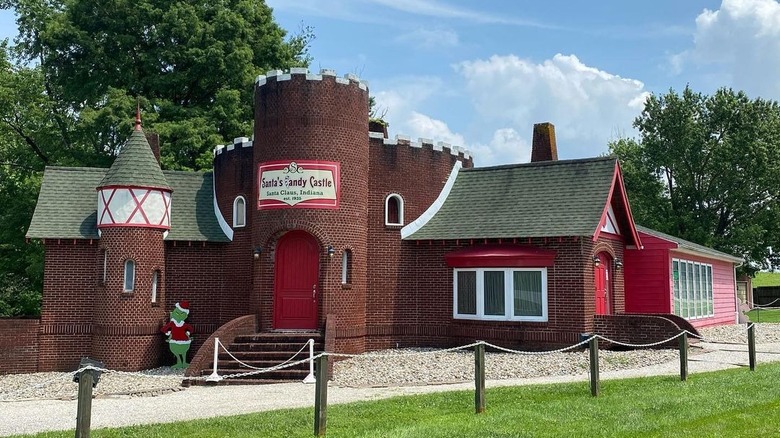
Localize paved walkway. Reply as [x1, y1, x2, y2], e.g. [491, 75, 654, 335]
[1, 342, 779, 437]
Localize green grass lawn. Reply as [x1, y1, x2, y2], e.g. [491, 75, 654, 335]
[746, 308, 780, 323]
[18, 363, 780, 438]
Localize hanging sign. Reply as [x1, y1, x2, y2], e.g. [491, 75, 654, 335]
[257, 160, 340, 210]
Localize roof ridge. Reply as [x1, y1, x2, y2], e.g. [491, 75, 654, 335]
[463, 156, 615, 172]
[45, 166, 109, 172]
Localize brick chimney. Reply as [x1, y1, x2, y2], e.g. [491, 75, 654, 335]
[145, 133, 161, 164]
[531, 122, 558, 162]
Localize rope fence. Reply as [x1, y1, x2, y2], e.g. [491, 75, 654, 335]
[0, 323, 767, 436]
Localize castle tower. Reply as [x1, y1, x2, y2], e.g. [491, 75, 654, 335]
[252, 69, 369, 354]
[93, 111, 171, 370]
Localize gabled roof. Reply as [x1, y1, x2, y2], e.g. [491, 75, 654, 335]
[635, 225, 743, 264]
[99, 130, 171, 190]
[403, 157, 633, 241]
[27, 167, 229, 242]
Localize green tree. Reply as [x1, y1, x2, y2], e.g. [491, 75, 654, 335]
[0, 0, 313, 315]
[610, 86, 780, 273]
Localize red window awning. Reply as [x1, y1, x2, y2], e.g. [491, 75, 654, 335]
[445, 245, 557, 268]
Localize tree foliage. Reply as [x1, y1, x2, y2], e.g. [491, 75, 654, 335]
[0, 0, 312, 315]
[610, 86, 780, 273]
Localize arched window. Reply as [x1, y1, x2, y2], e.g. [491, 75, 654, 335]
[385, 194, 404, 226]
[123, 260, 136, 292]
[233, 196, 246, 228]
[151, 270, 160, 303]
[342, 249, 352, 284]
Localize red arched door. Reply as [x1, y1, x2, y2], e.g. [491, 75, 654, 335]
[594, 253, 611, 315]
[274, 231, 319, 329]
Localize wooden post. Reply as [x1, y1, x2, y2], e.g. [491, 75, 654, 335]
[474, 343, 485, 414]
[314, 355, 328, 436]
[748, 324, 756, 371]
[589, 337, 599, 397]
[679, 332, 688, 381]
[75, 370, 94, 438]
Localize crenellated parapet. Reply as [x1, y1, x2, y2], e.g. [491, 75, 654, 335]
[369, 133, 473, 163]
[255, 67, 369, 92]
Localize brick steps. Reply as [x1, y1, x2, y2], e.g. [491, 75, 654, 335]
[192, 331, 322, 386]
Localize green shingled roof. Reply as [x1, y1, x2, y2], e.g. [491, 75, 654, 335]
[99, 130, 171, 190]
[27, 167, 229, 242]
[635, 225, 743, 264]
[405, 157, 617, 240]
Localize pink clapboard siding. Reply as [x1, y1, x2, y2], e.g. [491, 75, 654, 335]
[670, 251, 737, 329]
[625, 231, 737, 328]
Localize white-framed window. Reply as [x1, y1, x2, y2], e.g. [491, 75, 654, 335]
[233, 196, 246, 228]
[101, 248, 107, 284]
[341, 250, 352, 284]
[385, 194, 404, 226]
[123, 259, 136, 292]
[672, 259, 714, 319]
[453, 268, 547, 322]
[151, 270, 159, 303]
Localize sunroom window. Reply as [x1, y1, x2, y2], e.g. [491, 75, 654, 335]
[453, 268, 547, 321]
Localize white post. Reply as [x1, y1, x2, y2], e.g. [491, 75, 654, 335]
[205, 337, 223, 382]
[303, 338, 316, 384]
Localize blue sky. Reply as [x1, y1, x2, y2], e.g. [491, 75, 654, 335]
[2, 0, 779, 166]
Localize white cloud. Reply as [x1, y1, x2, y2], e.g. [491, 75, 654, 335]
[373, 76, 467, 147]
[470, 128, 531, 166]
[676, 0, 780, 99]
[395, 27, 459, 49]
[454, 54, 648, 163]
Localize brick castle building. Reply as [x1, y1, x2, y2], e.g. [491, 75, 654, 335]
[1, 68, 742, 374]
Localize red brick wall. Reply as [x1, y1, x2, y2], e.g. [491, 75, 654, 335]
[594, 314, 683, 348]
[92, 228, 167, 370]
[253, 72, 370, 354]
[0, 319, 39, 374]
[361, 236, 623, 350]
[38, 240, 97, 371]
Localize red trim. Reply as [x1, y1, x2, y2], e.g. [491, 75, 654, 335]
[96, 184, 172, 193]
[127, 189, 152, 224]
[97, 223, 170, 230]
[160, 191, 171, 226]
[592, 162, 642, 247]
[99, 189, 117, 224]
[445, 245, 557, 268]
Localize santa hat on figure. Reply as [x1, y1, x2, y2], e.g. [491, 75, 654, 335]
[175, 300, 190, 314]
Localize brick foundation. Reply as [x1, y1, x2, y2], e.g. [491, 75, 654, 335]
[0, 319, 39, 374]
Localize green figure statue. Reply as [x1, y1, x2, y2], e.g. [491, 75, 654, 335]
[161, 301, 194, 369]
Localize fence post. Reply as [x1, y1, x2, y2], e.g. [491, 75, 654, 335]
[589, 337, 599, 397]
[678, 332, 688, 381]
[75, 370, 94, 438]
[748, 324, 756, 371]
[474, 343, 485, 414]
[314, 355, 328, 436]
[205, 337, 222, 382]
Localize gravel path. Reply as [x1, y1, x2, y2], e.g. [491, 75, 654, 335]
[0, 323, 776, 436]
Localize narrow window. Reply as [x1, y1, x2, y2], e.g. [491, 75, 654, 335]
[385, 194, 404, 226]
[341, 250, 352, 284]
[101, 248, 107, 284]
[151, 270, 159, 303]
[456, 271, 477, 315]
[233, 196, 246, 228]
[124, 259, 135, 292]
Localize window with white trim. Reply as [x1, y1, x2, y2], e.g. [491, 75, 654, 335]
[341, 250, 352, 284]
[123, 259, 136, 292]
[385, 194, 404, 226]
[151, 270, 159, 303]
[233, 196, 246, 228]
[101, 248, 107, 284]
[453, 268, 547, 321]
[672, 259, 714, 319]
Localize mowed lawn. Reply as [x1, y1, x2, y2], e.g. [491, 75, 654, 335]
[746, 308, 780, 323]
[18, 362, 780, 438]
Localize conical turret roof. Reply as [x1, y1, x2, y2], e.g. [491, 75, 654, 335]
[99, 117, 171, 190]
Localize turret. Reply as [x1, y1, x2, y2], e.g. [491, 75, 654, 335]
[92, 110, 171, 370]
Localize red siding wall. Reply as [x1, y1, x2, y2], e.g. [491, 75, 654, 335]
[624, 232, 676, 313]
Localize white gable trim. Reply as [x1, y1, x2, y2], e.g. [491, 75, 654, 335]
[213, 173, 234, 241]
[600, 205, 621, 235]
[401, 161, 462, 239]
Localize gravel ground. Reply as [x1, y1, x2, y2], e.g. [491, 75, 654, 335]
[0, 323, 768, 402]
